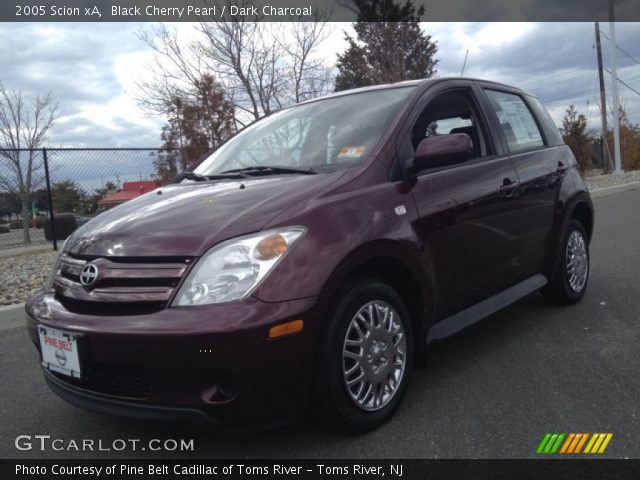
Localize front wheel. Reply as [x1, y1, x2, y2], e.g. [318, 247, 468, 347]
[312, 278, 413, 433]
[542, 219, 590, 305]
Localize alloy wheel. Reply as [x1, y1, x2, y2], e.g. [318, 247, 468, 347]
[342, 301, 407, 411]
[566, 229, 588, 293]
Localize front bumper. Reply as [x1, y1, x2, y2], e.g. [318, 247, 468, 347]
[25, 290, 320, 427]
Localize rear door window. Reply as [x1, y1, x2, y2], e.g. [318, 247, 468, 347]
[484, 90, 545, 153]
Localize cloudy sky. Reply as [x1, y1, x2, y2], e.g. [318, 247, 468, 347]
[1, 21, 639, 147]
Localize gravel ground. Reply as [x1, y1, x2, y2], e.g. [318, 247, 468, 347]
[585, 169, 640, 191]
[0, 171, 639, 307]
[0, 251, 56, 306]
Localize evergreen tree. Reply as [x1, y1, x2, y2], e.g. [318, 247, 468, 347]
[335, 0, 438, 91]
[51, 180, 86, 213]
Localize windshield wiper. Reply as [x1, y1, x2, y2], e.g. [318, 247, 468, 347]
[179, 172, 208, 182]
[219, 165, 317, 176]
[177, 171, 248, 183]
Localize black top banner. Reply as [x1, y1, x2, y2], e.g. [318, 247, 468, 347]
[2, 0, 640, 22]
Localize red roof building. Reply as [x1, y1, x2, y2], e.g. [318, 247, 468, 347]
[98, 181, 157, 210]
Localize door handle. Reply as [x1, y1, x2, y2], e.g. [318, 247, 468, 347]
[499, 177, 518, 197]
[500, 177, 516, 189]
[557, 161, 569, 172]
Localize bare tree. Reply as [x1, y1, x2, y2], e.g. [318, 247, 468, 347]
[197, 20, 285, 122]
[137, 3, 333, 130]
[136, 24, 206, 115]
[282, 22, 333, 104]
[561, 105, 592, 173]
[0, 83, 59, 243]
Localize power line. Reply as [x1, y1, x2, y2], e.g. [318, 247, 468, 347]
[614, 72, 640, 85]
[542, 87, 595, 104]
[517, 65, 592, 89]
[604, 68, 640, 97]
[599, 30, 640, 66]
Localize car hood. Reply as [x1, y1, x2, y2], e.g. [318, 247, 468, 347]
[66, 173, 340, 257]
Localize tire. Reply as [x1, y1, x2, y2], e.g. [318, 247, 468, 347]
[541, 219, 590, 305]
[312, 277, 413, 433]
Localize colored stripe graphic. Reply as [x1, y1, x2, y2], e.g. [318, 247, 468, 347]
[584, 433, 599, 453]
[567, 433, 582, 453]
[538, 433, 613, 454]
[574, 433, 589, 453]
[559, 433, 575, 453]
[550, 434, 565, 453]
[585, 433, 613, 453]
[598, 433, 613, 453]
[537, 434, 552, 454]
[537, 433, 565, 454]
[544, 434, 558, 453]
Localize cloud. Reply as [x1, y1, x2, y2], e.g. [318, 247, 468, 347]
[1, 21, 639, 148]
[1, 22, 163, 147]
[426, 22, 640, 128]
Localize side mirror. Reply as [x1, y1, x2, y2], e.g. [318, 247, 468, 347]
[412, 133, 473, 173]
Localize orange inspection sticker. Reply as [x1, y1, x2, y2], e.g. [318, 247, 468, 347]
[337, 146, 366, 158]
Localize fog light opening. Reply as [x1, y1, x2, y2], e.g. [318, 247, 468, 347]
[201, 384, 236, 405]
[200, 370, 237, 404]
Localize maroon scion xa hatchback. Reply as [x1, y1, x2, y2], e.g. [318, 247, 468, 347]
[26, 78, 594, 432]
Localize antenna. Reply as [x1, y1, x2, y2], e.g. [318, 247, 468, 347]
[461, 50, 469, 77]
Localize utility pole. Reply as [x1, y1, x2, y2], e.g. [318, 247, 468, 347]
[609, 0, 624, 174]
[595, 23, 613, 172]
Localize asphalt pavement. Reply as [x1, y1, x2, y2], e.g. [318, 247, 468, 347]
[1, 188, 638, 459]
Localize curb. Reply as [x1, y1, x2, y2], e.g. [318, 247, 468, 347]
[589, 181, 640, 199]
[0, 303, 26, 333]
[0, 302, 25, 312]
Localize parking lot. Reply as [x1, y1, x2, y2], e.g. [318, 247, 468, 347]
[1, 188, 639, 459]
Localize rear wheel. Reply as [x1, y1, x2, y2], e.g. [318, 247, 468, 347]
[542, 219, 589, 305]
[312, 278, 413, 433]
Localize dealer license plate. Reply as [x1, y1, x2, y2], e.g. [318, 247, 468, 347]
[37, 326, 81, 378]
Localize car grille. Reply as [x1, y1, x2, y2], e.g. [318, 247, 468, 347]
[53, 252, 193, 315]
[51, 363, 152, 399]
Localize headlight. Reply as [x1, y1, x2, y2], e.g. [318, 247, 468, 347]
[44, 239, 68, 291]
[173, 226, 306, 306]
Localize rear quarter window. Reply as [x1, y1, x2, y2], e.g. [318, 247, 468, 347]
[525, 94, 563, 146]
[484, 89, 545, 153]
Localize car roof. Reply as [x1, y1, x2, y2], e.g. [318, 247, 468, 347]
[296, 77, 534, 106]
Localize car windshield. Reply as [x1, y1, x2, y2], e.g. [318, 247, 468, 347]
[193, 87, 414, 176]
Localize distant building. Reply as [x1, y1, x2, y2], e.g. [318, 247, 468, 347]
[98, 181, 157, 210]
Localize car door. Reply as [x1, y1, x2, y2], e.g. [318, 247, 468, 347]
[401, 84, 523, 319]
[480, 88, 564, 278]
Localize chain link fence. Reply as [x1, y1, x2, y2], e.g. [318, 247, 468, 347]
[0, 148, 182, 251]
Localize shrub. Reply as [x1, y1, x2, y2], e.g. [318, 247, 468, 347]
[0, 225, 9, 234]
[44, 214, 78, 241]
[9, 220, 23, 229]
